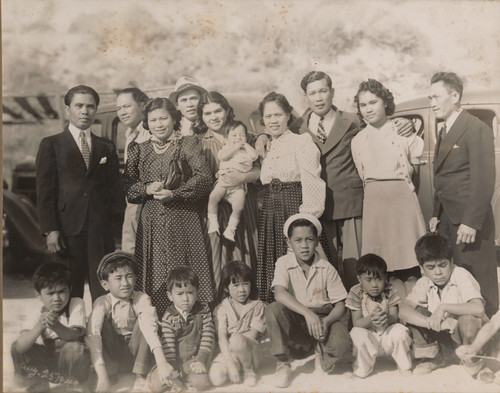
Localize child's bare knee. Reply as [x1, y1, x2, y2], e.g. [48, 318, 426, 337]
[209, 365, 227, 387]
[229, 334, 250, 353]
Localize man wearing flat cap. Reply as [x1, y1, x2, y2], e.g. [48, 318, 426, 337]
[169, 76, 207, 136]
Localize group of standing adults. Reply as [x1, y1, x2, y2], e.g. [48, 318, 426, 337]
[36, 71, 498, 319]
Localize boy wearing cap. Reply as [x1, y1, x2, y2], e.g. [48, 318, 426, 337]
[265, 213, 352, 388]
[169, 76, 207, 136]
[86, 252, 172, 392]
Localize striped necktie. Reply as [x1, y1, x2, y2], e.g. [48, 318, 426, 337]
[317, 117, 327, 144]
[80, 130, 91, 168]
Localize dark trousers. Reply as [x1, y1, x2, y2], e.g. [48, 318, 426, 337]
[440, 209, 498, 317]
[11, 341, 90, 386]
[265, 302, 352, 373]
[65, 215, 114, 302]
[409, 306, 482, 362]
[101, 317, 152, 376]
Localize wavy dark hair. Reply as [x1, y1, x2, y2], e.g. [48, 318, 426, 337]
[414, 232, 453, 266]
[142, 97, 181, 131]
[33, 263, 72, 293]
[64, 85, 100, 106]
[354, 79, 395, 125]
[431, 72, 463, 101]
[258, 92, 296, 127]
[117, 87, 150, 105]
[300, 71, 333, 93]
[216, 260, 258, 303]
[194, 91, 235, 135]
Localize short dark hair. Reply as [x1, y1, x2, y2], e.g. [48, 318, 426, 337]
[117, 87, 150, 105]
[258, 92, 295, 127]
[98, 252, 137, 281]
[195, 91, 235, 135]
[300, 71, 333, 93]
[356, 254, 387, 280]
[414, 233, 453, 265]
[225, 120, 248, 138]
[142, 97, 181, 131]
[431, 72, 463, 101]
[166, 267, 199, 292]
[287, 218, 318, 239]
[217, 260, 258, 303]
[354, 79, 395, 122]
[33, 263, 72, 293]
[64, 85, 100, 106]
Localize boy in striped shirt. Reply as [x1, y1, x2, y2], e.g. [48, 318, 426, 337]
[148, 267, 215, 392]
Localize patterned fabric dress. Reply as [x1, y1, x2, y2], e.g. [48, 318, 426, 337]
[123, 135, 214, 318]
[196, 129, 260, 289]
[258, 130, 325, 301]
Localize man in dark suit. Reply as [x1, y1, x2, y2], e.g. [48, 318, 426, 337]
[36, 85, 121, 301]
[429, 72, 498, 316]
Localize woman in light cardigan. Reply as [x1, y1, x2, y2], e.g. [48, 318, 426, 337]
[351, 79, 426, 299]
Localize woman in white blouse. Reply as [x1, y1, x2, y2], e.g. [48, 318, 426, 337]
[257, 92, 326, 301]
[351, 79, 426, 299]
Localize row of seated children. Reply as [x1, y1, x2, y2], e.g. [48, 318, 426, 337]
[11, 213, 495, 391]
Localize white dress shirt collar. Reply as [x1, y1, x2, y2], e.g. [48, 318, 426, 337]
[68, 123, 92, 151]
[444, 108, 463, 133]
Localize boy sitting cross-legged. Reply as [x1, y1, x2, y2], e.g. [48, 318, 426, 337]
[346, 254, 412, 378]
[265, 213, 352, 388]
[400, 233, 486, 375]
[147, 267, 215, 392]
[86, 252, 171, 392]
[11, 263, 90, 392]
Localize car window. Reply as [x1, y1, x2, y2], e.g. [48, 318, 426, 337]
[468, 109, 498, 139]
[91, 120, 103, 137]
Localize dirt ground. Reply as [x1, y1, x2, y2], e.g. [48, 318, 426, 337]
[3, 273, 500, 393]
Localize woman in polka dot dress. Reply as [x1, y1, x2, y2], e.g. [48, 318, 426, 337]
[194, 91, 261, 289]
[123, 97, 214, 317]
[258, 92, 326, 301]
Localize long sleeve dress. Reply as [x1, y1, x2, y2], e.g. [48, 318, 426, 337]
[258, 130, 326, 301]
[123, 135, 214, 317]
[351, 121, 426, 273]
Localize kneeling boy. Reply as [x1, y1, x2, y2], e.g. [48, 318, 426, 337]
[400, 233, 485, 374]
[11, 263, 90, 392]
[347, 254, 412, 377]
[266, 213, 352, 388]
[148, 267, 215, 392]
[86, 252, 171, 392]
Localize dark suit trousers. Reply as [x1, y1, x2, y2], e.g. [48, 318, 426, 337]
[65, 216, 114, 302]
[439, 209, 498, 316]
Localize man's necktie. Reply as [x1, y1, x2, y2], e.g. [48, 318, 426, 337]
[435, 123, 447, 157]
[80, 130, 91, 168]
[317, 117, 327, 144]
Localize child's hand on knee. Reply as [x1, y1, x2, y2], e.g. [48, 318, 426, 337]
[456, 344, 477, 361]
[190, 361, 206, 374]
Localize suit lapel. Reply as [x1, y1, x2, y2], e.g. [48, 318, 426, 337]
[434, 111, 468, 172]
[61, 128, 88, 173]
[322, 110, 352, 154]
[87, 133, 105, 176]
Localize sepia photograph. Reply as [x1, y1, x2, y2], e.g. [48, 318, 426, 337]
[2, 0, 500, 391]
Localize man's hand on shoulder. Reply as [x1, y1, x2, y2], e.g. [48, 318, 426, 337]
[457, 224, 477, 244]
[393, 117, 415, 137]
[46, 231, 65, 254]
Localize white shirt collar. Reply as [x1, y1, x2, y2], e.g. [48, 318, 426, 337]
[311, 106, 335, 122]
[68, 123, 91, 149]
[444, 108, 463, 132]
[174, 305, 190, 320]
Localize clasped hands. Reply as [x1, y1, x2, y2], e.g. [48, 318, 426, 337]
[426, 305, 457, 332]
[147, 181, 173, 202]
[304, 310, 333, 342]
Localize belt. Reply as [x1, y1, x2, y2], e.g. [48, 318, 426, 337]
[265, 179, 301, 192]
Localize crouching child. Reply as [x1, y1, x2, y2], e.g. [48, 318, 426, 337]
[147, 267, 215, 392]
[11, 263, 90, 392]
[265, 213, 352, 388]
[400, 233, 486, 375]
[346, 254, 412, 377]
[86, 252, 171, 392]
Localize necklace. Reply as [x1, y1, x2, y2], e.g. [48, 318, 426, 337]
[152, 140, 171, 154]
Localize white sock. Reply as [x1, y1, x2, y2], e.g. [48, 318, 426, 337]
[208, 214, 219, 233]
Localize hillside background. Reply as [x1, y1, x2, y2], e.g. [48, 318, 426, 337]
[2, 0, 500, 183]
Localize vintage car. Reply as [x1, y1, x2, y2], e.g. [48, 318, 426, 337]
[391, 90, 500, 244]
[5, 90, 500, 273]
